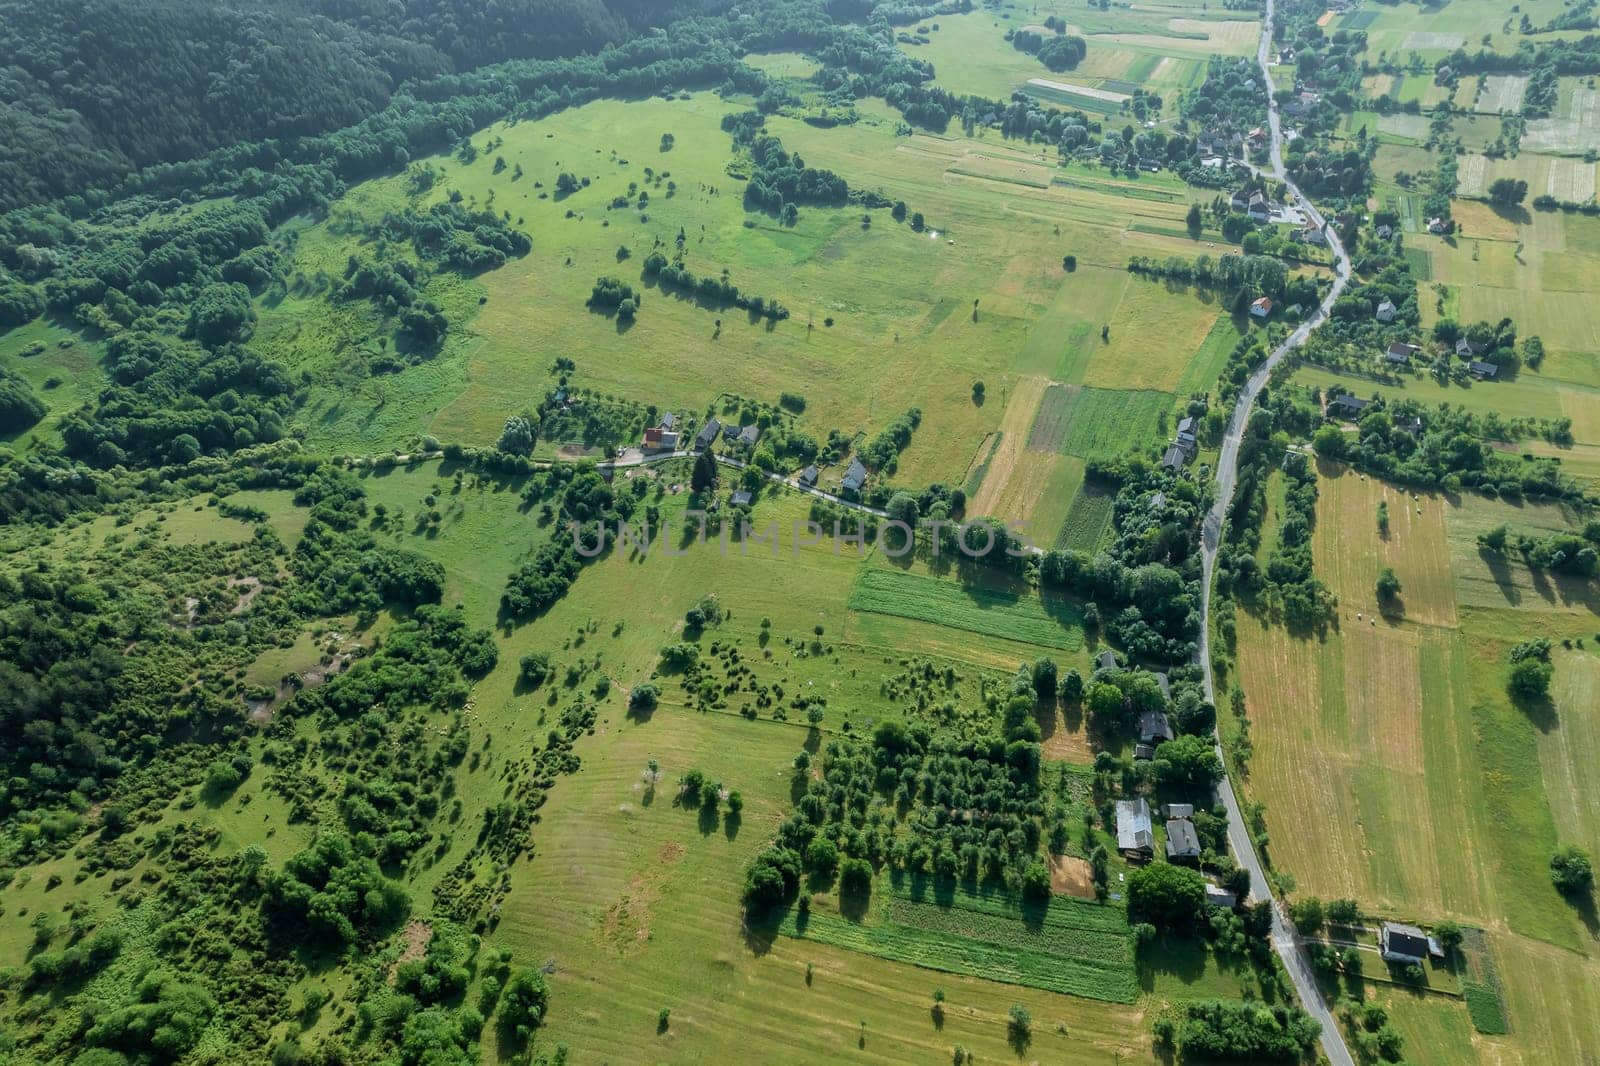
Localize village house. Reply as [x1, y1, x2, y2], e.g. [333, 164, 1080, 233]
[1096, 649, 1119, 672]
[1375, 223, 1394, 239]
[1250, 295, 1273, 318]
[1375, 299, 1397, 323]
[1161, 443, 1190, 470]
[730, 489, 752, 508]
[1138, 709, 1175, 745]
[1165, 818, 1201, 861]
[693, 417, 721, 450]
[1384, 341, 1419, 365]
[1230, 186, 1253, 211]
[1328, 394, 1370, 418]
[1160, 803, 1194, 819]
[1247, 192, 1271, 221]
[1468, 360, 1499, 380]
[1115, 798, 1154, 857]
[1426, 217, 1448, 234]
[1455, 337, 1485, 359]
[798, 464, 819, 487]
[841, 457, 867, 493]
[1379, 921, 1432, 965]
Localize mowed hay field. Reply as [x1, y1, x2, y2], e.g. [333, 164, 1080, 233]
[1230, 465, 1600, 1065]
[268, 83, 1234, 492]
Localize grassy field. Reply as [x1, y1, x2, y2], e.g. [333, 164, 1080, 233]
[250, 68, 1232, 498]
[1229, 462, 1600, 1066]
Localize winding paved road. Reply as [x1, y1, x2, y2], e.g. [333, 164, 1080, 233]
[1195, 2, 1356, 1063]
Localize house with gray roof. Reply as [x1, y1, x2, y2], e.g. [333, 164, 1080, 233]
[1138, 710, 1175, 745]
[1380, 922, 1431, 965]
[1165, 818, 1201, 861]
[1115, 798, 1154, 856]
[694, 418, 721, 450]
[841, 457, 868, 493]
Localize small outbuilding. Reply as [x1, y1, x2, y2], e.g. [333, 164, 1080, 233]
[1375, 299, 1398, 323]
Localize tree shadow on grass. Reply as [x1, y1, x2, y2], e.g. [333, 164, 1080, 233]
[742, 907, 783, 957]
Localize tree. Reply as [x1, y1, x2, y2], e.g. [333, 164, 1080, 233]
[500, 968, 550, 1036]
[1152, 733, 1223, 792]
[1288, 896, 1324, 935]
[910, 212, 925, 231]
[1063, 254, 1077, 272]
[1551, 845, 1594, 895]
[690, 449, 717, 493]
[1508, 657, 1553, 702]
[497, 414, 536, 455]
[629, 683, 659, 710]
[1061, 668, 1084, 703]
[1488, 177, 1528, 206]
[1186, 202, 1204, 237]
[1021, 860, 1052, 901]
[518, 652, 550, 687]
[1312, 425, 1347, 458]
[1008, 1003, 1032, 1040]
[1127, 863, 1206, 929]
[187, 281, 255, 346]
[1031, 657, 1057, 700]
[806, 836, 839, 875]
[1433, 920, 1463, 953]
[1375, 567, 1401, 602]
[839, 857, 873, 896]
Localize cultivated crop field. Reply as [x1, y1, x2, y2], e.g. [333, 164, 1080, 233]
[848, 565, 1084, 651]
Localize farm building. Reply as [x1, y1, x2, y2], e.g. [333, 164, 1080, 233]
[1250, 296, 1273, 318]
[659, 412, 677, 431]
[1455, 337, 1486, 358]
[1152, 671, 1172, 699]
[1205, 884, 1238, 909]
[1375, 299, 1397, 323]
[1247, 192, 1270, 220]
[1468, 360, 1499, 379]
[1161, 444, 1189, 470]
[798, 464, 819, 487]
[730, 490, 752, 507]
[1138, 710, 1175, 745]
[1133, 742, 1155, 761]
[1115, 798, 1154, 856]
[1376, 224, 1394, 239]
[1230, 186, 1252, 211]
[694, 418, 722, 450]
[1160, 803, 1194, 819]
[1165, 819, 1201, 861]
[1426, 217, 1448, 234]
[1096, 649, 1119, 672]
[841, 457, 867, 493]
[1175, 417, 1197, 449]
[1379, 922, 1432, 965]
